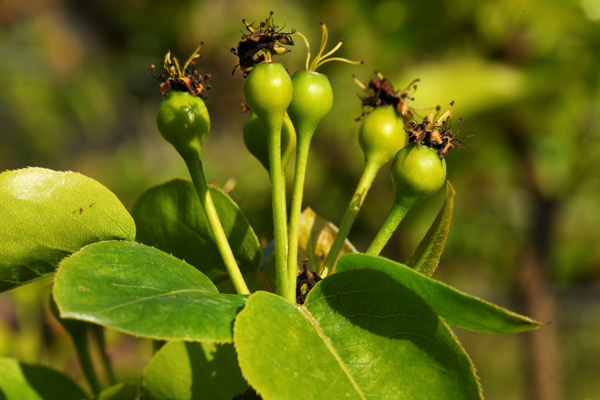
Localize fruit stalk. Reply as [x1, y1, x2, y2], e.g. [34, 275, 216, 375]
[266, 119, 292, 301]
[243, 62, 294, 302]
[185, 153, 250, 295]
[320, 160, 380, 277]
[286, 134, 312, 291]
[365, 197, 419, 256]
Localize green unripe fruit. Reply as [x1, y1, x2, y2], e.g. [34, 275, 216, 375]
[365, 143, 447, 256]
[359, 106, 407, 167]
[156, 91, 210, 157]
[243, 63, 293, 129]
[243, 112, 297, 172]
[392, 143, 447, 201]
[287, 71, 333, 139]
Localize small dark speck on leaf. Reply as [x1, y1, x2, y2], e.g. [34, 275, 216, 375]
[78, 286, 85, 291]
[79, 208, 83, 215]
[89, 203, 95, 208]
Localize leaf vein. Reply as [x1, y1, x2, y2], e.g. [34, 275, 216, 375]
[86, 288, 212, 315]
[298, 306, 366, 400]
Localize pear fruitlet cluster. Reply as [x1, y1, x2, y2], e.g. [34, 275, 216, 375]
[0, 13, 546, 400]
[153, 12, 468, 299]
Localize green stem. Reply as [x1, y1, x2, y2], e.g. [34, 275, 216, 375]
[281, 169, 288, 245]
[90, 325, 117, 386]
[267, 122, 292, 302]
[366, 197, 419, 256]
[184, 153, 250, 295]
[287, 134, 313, 299]
[72, 332, 102, 394]
[321, 161, 380, 277]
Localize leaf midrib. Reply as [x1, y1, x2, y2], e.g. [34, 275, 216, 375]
[66, 288, 214, 315]
[298, 305, 366, 400]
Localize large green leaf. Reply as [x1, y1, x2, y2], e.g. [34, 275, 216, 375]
[235, 270, 482, 400]
[0, 167, 135, 292]
[142, 341, 247, 400]
[0, 357, 87, 400]
[337, 253, 541, 334]
[53, 241, 247, 342]
[401, 57, 525, 116]
[407, 181, 455, 276]
[131, 178, 261, 292]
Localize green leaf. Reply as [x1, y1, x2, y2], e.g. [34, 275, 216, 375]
[407, 181, 455, 275]
[53, 241, 247, 342]
[94, 382, 139, 400]
[0, 167, 135, 292]
[131, 178, 261, 292]
[402, 57, 525, 116]
[0, 357, 87, 400]
[337, 253, 541, 334]
[142, 341, 247, 400]
[235, 271, 482, 400]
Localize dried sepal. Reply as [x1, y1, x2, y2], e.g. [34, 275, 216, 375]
[150, 44, 212, 99]
[406, 101, 470, 159]
[354, 72, 419, 120]
[295, 260, 322, 305]
[231, 11, 295, 77]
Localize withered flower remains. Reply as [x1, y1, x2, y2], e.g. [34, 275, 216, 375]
[354, 72, 419, 120]
[231, 11, 295, 77]
[151, 44, 212, 99]
[406, 101, 469, 159]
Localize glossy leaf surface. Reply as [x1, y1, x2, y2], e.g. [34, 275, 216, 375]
[407, 181, 455, 275]
[0, 357, 87, 400]
[235, 270, 482, 399]
[0, 167, 135, 292]
[143, 341, 247, 400]
[131, 178, 261, 291]
[337, 253, 541, 334]
[53, 241, 246, 342]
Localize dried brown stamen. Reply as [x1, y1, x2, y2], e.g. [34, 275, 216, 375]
[354, 72, 419, 120]
[296, 260, 322, 305]
[231, 11, 295, 77]
[150, 44, 212, 99]
[406, 102, 470, 159]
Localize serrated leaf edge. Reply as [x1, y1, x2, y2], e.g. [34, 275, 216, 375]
[338, 254, 542, 333]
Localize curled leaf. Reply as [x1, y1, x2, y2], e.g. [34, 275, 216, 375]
[407, 180, 455, 275]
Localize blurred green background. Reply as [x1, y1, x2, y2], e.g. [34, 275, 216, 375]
[1, 0, 599, 399]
